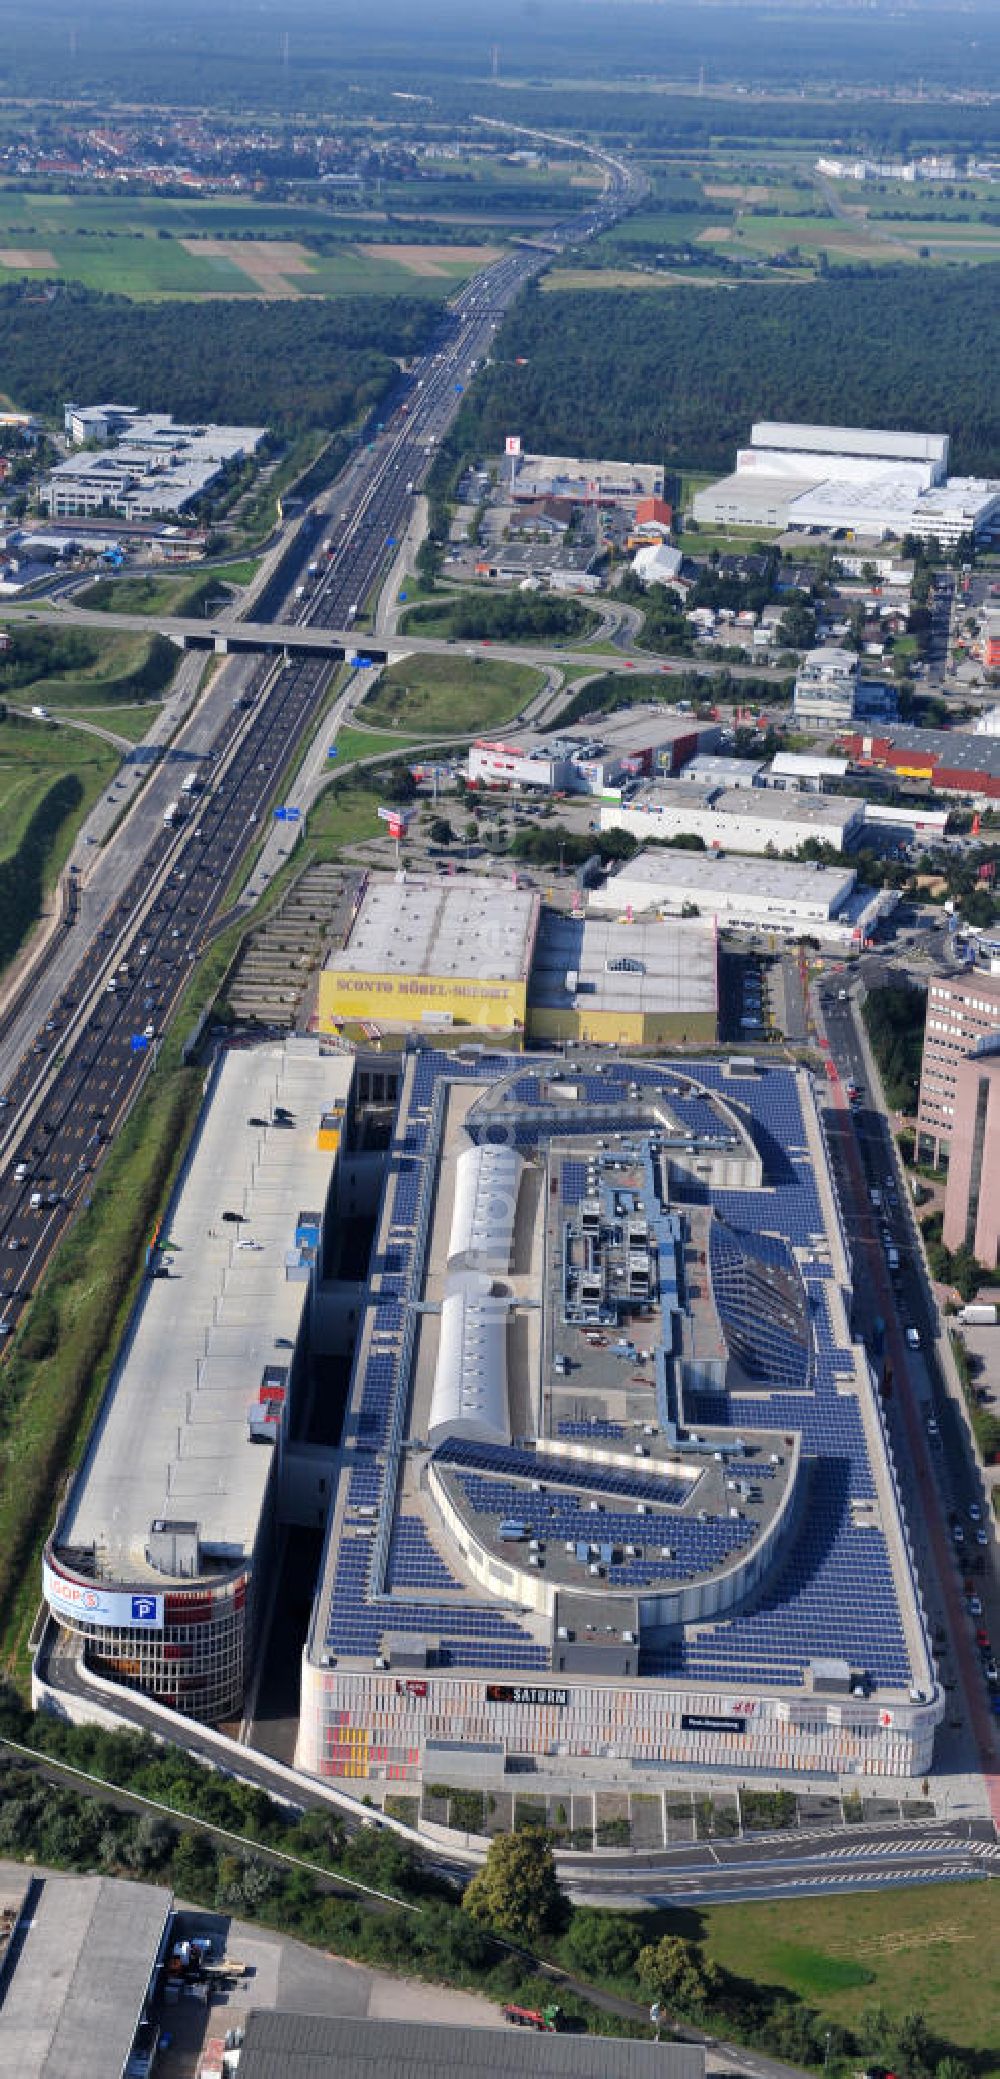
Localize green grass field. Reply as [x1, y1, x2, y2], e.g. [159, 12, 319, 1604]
[333, 724, 422, 767]
[75, 569, 240, 616]
[698, 1881, 1000, 2070]
[306, 779, 384, 857]
[0, 715, 117, 865]
[1, 628, 178, 712]
[61, 704, 159, 743]
[360, 652, 539, 735]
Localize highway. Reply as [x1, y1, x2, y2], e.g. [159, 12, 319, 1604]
[0, 133, 644, 1345]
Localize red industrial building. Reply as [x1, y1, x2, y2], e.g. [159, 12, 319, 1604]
[839, 723, 1000, 802]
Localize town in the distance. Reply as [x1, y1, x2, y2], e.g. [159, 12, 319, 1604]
[0, 5, 998, 2078]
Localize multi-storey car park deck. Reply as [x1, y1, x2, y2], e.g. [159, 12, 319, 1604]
[43, 1040, 354, 1720]
[299, 1051, 940, 1786]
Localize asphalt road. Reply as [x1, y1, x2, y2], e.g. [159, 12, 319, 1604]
[39, 1612, 1000, 1910]
[815, 981, 1000, 1826]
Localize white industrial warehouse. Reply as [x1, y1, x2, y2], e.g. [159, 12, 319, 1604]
[600, 779, 866, 854]
[590, 849, 895, 947]
[693, 421, 1000, 545]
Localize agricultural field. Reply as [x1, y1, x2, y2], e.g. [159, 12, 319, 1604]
[700, 1880, 1000, 2073]
[359, 653, 540, 735]
[582, 151, 1000, 279]
[0, 185, 518, 298]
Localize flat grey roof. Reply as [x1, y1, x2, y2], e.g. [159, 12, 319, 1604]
[597, 848, 856, 908]
[693, 470, 810, 513]
[0, 1873, 170, 2079]
[718, 787, 864, 828]
[528, 911, 717, 1017]
[327, 877, 538, 982]
[630, 782, 862, 829]
[513, 452, 664, 497]
[682, 754, 766, 785]
[751, 421, 949, 465]
[237, 2012, 704, 2079]
[59, 1041, 350, 1582]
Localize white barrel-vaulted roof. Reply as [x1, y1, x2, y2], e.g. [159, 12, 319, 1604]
[428, 1276, 510, 1447]
[447, 1142, 524, 1273]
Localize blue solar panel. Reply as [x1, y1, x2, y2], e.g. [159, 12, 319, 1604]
[435, 1436, 688, 1509]
[319, 1052, 915, 1694]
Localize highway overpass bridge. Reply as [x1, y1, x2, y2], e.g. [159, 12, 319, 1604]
[1, 600, 795, 685]
[4, 601, 383, 662]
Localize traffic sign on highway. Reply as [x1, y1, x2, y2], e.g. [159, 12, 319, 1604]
[274, 807, 288, 821]
[130, 1034, 149, 1052]
[328, 746, 339, 759]
[285, 806, 301, 822]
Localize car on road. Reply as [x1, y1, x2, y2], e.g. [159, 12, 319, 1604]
[905, 1326, 921, 1349]
[968, 1596, 983, 1618]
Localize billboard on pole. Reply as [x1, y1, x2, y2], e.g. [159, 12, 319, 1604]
[377, 804, 412, 841]
[505, 435, 521, 457]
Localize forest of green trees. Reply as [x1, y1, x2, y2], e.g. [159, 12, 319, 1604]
[453, 268, 1000, 479]
[0, 283, 438, 433]
[5, 1, 1000, 130]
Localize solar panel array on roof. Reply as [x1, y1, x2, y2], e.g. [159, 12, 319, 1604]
[319, 1050, 915, 1695]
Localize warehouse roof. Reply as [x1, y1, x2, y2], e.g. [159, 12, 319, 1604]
[597, 848, 857, 912]
[0, 1873, 170, 2079]
[328, 878, 538, 981]
[681, 754, 766, 787]
[770, 752, 849, 781]
[235, 2013, 705, 2079]
[752, 421, 949, 466]
[718, 787, 863, 829]
[788, 474, 1000, 530]
[619, 781, 864, 830]
[528, 910, 718, 1017]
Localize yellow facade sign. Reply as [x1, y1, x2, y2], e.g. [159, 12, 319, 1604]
[318, 968, 526, 1034]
